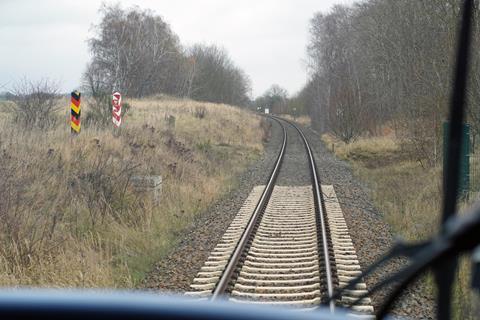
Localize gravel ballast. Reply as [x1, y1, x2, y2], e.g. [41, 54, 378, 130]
[142, 118, 435, 319]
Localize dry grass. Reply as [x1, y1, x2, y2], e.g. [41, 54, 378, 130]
[323, 133, 441, 241]
[322, 133, 479, 319]
[322, 134, 399, 164]
[0, 97, 264, 287]
[277, 114, 311, 127]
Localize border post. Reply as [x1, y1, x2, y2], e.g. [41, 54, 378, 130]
[112, 92, 122, 127]
[70, 91, 81, 134]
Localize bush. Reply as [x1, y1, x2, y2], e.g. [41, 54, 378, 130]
[85, 92, 131, 128]
[85, 93, 111, 127]
[9, 78, 60, 130]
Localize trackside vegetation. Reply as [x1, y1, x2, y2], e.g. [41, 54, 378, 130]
[0, 97, 265, 287]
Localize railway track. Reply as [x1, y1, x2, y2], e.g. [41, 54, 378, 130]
[187, 117, 373, 316]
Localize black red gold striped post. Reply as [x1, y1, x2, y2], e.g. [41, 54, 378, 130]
[71, 91, 81, 134]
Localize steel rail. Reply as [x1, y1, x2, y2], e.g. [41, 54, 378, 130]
[211, 117, 287, 300]
[277, 116, 335, 313]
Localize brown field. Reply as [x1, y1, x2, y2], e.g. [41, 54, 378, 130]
[0, 97, 264, 287]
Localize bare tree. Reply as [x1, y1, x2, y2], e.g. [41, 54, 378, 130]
[306, 6, 367, 142]
[84, 4, 251, 107]
[86, 4, 185, 98]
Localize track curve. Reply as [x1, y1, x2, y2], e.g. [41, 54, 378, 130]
[186, 116, 373, 316]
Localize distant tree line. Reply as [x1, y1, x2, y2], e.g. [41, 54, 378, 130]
[296, 0, 480, 165]
[254, 85, 288, 113]
[254, 84, 311, 120]
[187, 45, 251, 106]
[84, 4, 251, 106]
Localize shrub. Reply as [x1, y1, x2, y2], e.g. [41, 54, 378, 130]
[9, 78, 60, 130]
[85, 92, 131, 128]
[85, 93, 111, 127]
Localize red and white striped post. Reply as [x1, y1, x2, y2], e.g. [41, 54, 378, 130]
[112, 92, 122, 127]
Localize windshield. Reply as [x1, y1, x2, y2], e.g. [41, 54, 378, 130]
[0, 1, 479, 319]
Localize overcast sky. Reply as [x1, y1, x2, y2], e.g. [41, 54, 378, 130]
[0, 0, 353, 97]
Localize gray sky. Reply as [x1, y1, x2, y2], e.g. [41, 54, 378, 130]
[0, 0, 352, 97]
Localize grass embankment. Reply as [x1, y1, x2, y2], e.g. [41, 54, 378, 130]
[322, 134, 478, 319]
[0, 97, 265, 287]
